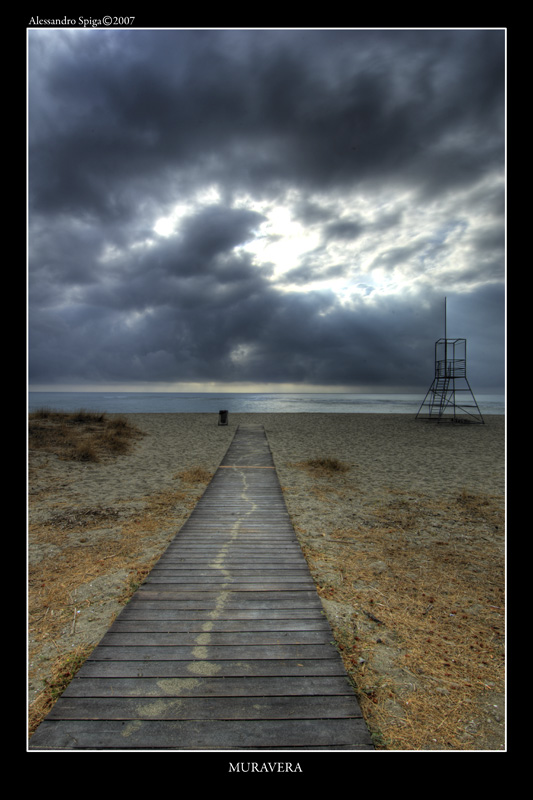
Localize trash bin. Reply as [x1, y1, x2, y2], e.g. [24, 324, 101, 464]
[218, 410, 228, 426]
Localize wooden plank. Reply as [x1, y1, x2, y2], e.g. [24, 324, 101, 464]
[116, 607, 324, 620]
[64, 659, 349, 678]
[46, 695, 364, 721]
[110, 619, 332, 632]
[86, 644, 341, 660]
[138, 583, 317, 592]
[149, 565, 311, 572]
[134, 590, 323, 601]
[97, 630, 334, 646]
[29, 424, 374, 751]
[118, 597, 325, 610]
[144, 571, 315, 581]
[61, 675, 356, 697]
[29, 718, 374, 749]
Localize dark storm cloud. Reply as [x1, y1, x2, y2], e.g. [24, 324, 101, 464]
[280, 262, 349, 286]
[30, 29, 504, 212]
[28, 28, 505, 391]
[324, 220, 365, 242]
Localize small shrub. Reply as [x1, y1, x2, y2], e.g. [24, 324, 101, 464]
[305, 457, 350, 476]
[108, 416, 129, 431]
[178, 466, 212, 484]
[72, 442, 99, 462]
[31, 407, 53, 419]
[70, 410, 106, 424]
[100, 430, 129, 454]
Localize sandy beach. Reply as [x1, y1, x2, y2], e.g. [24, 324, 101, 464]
[28, 412, 505, 750]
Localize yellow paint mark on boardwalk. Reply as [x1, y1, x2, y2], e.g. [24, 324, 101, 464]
[187, 661, 221, 676]
[121, 719, 142, 738]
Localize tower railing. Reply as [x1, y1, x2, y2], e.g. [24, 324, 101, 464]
[436, 359, 466, 377]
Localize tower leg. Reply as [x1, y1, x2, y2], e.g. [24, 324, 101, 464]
[416, 377, 484, 423]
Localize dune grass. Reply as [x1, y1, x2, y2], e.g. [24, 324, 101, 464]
[29, 409, 144, 462]
[293, 456, 351, 477]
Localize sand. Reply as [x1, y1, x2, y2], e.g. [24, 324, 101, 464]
[28, 412, 505, 749]
[29, 411, 505, 509]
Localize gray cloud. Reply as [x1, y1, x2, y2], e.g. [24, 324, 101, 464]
[28, 28, 505, 391]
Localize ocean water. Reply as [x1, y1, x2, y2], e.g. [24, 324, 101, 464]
[27, 391, 506, 416]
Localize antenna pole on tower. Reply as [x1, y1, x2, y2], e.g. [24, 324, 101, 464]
[444, 297, 448, 376]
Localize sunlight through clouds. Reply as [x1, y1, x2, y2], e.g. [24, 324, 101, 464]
[243, 204, 321, 282]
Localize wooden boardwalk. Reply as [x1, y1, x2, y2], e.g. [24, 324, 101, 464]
[29, 424, 374, 750]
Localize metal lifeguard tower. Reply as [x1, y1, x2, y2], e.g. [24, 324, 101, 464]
[416, 299, 484, 424]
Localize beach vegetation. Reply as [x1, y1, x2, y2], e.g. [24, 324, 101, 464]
[177, 466, 212, 484]
[28, 409, 144, 462]
[295, 456, 351, 476]
[29, 644, 93, 729]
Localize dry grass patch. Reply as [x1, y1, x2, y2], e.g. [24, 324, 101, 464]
[28, 644, 94, 734]
[293, 456, 351, 477]
[177, 466, 212, 484]
[29, 409, 144, 462]
[29, 519, 159, 647]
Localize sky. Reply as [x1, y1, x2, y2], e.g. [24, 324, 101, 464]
[28, 27, 506, 394]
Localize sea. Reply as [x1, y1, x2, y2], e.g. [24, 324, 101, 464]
[27, 391, 506, 416]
